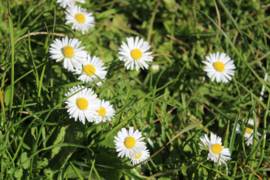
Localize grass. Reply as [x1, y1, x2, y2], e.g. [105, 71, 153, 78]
[1, 0, 270, 179]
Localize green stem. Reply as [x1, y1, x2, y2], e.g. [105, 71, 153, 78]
[147, 0, 160, 42]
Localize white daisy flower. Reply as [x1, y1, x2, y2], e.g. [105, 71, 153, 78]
[235, 119, 261, 146]
[118, 36, 153, 71]
[95, 100, 115, 123]
[114, 127, 147, 158]
[57, 0, 85, 8]
[64, 85, 100, 124]
[203, 52, 236, 83]
[130, 149, 150, 166]
[49, 36, 87, 71]
[73, 55, 107, 86]
[65, 5, 95, 35]
[199, 133, 231, 166]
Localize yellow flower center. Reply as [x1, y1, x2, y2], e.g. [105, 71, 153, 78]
[211, 143, 223, 154]
[135, 153, 142, 159]
[84, 65, 96, 76]
[131, 49, 142, 60]
[213, 61, 225, 72]
[76, 98, 88, 110]
[124, 137, 136, 148]
[62, 45, 75, 58]
[97, 107, 106, 116]
[75, 13, 85, 23]
[245, 127, 253, 133]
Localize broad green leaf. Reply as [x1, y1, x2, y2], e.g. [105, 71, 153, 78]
[44, 168, 54, 179]
[17, 152, 30, 169]
[4, 85, 11, 106]
[14, 168, 23, 180]
[50, 122, 84, 170]
[98, 129, 118, 148]
[95, 151, 123, 180]
[40, 158, 49, 167]
[51, 126, 67, 158]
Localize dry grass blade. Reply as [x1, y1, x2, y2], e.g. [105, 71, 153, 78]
[153, 107, 176, 123]
[14, 32, 66, 45]
[245, 165, 262, 180]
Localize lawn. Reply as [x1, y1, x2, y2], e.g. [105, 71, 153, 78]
[1, 0, 270, 179]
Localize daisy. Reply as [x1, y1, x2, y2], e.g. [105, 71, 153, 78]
[64, 85, 100, 124]
[49, 36, 87, 71]
[199, 133, 231, 166]
[65, 5, 95, 35]
[73, 55, 107, 86]
[235, 119, 261, 146]
[203, 52, 236, 83]
[114, 127, 147, 158]
[118, 36, 153, 71]
[130, 149, 150, 166]
[95, 100, 115, 123]
[57, 0, 85, 8]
